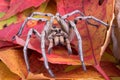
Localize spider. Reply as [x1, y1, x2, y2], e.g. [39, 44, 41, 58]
[12, 10, 109, 77]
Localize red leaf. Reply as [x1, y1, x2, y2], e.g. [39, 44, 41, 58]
[93, 61, 120, 80]
[0, 41, 16, 48]
[93, 64, 110, 80]
[100, 61, 120, 77]
[0, 22, 23, 41]
[0, 0, 47, 20]
[56, 0, 114, 64]
[0, 0, 10, 12]
[0, 0, 114, 66]
[0, 0, 115, 79]
[0, 22, 44, 41]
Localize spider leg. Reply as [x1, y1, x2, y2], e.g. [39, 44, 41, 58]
[55, 14, 73, 54]
[69, 21, 87, 71]
[41, 31, 55, 77]
[23, 28, 41, 72]
[56, 13, 75, 42]
[17, 17, 47, 37]
[44, 16, 55, 35]
[24, 28, 54, 77]
[56, 13, 69, 34]
[39, 16, 55, 77]
[30, 12, 54, 17]
[74, 16, 109, 27]
[12, 17, 48, 40]
[16, 12, 53, 38]
[13, 12, 54, 40]
[62, 10, 84, 19]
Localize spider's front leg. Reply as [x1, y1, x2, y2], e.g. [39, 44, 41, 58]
[23, 28, 41, 72]
[39, 16, 55, 77]
[69, 21, 87, 71]
[23, 28, 55, 77]
[41, 31, 55, 77]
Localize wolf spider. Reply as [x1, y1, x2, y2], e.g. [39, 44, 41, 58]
[13, 10, 109, 77]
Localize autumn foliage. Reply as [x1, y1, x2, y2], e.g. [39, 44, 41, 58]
[0, 0, 120, 80]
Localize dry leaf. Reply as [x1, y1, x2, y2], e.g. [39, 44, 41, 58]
[112, 0, 120, 61]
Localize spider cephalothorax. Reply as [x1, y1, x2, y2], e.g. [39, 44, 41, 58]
[13, 10, 109, 77]
[47, 26, 72, 54]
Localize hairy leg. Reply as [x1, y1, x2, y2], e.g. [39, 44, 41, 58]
[41, 31, 55, 77]
[30, 12, 53, 17]
[69, 21, 87, 71]
[61, 10, 84, 19]
[74, 16, 109, 27]
[23, 28, 41, 72]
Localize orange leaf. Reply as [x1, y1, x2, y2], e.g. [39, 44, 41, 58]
[0, 47, 27, 78]
[0, 61, 20, 80]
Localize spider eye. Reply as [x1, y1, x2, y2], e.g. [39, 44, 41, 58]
[53, 26, 56, 28]
[55, 30, 58, 32]
[59, 29, 61, 32]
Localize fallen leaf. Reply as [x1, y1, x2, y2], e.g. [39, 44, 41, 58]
[0, 0, 10, 12]
[0, 47, 27, 79]
[0, 0, 47, 20]
[0, 0, 115, 79]
[111, 77, 120, 80]
[0, 47, 52, 79]
[0, 40, 16, 48]
[0, 14, 17, 29]
[0, 61, 20, 80]
[0, 0, 115, 65]
[101, 43, 116, 63]
[55, 0, 114, 65]
[0, 47, 106, 79]
[112, 0, 120, 61]
[100, 61, 120, 77]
